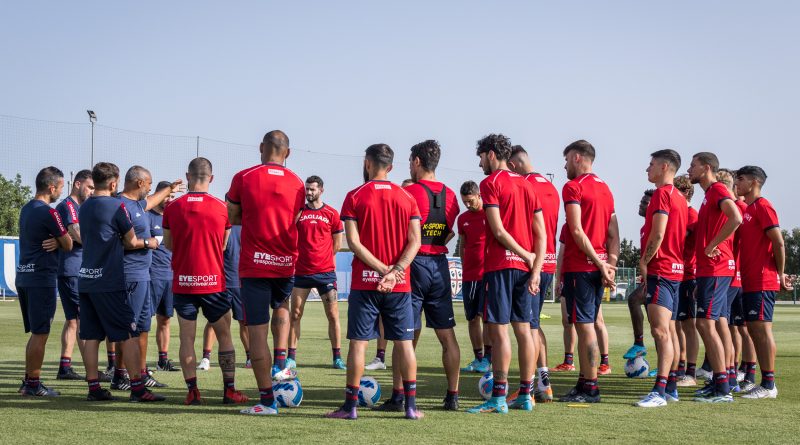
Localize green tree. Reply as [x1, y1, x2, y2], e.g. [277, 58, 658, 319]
[783, 228, 800, 275]
[618, 238, 640, 269]
[0, 173, 32, 236]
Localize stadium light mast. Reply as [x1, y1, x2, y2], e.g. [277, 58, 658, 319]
[546, 172, 554, 182]
[87, 110, 97, 166]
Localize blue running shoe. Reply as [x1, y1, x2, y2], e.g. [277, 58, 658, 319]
[467, 396, 509, 414]
[332, 358, 346, 370]
[694, 382, 714, 397]
[623, 344, 647, 359]
[665, 389, 679, 402]
[730, 384, 741, 394]
[476, 358, 491, 373]
[508, 394, 534, 411]
[285, 358, 297, 370]
[460, 359, 482, 372]
[648, 368, 658, 378]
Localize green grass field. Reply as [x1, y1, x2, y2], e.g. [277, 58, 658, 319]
[0, 300, 798, 444]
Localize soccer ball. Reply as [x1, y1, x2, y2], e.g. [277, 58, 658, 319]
[624, 355, 650, 378]
[358, 376, 382, 407]
[478, 371, 493, 400]
[273, 378, 303, 407]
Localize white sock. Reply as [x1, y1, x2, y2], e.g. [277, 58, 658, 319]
[537, 367, 550, 390]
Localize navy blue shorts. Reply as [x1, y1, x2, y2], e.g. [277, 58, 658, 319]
[743, 291, 776, 322]
[411, 255, 455, 330]
[79, 291, 140, 342]
[483, 269, 533, 325]
[347, 290, 414, 341]
[676, 279, 697, 321]
[240, 277, 294, 326]
[149, 279, 174, 318]
[645, 275, 680, 320]
[531, 272, 554, 329]
[174, 293, 231, 323]
[19, 286, 57, 335]
[729, 287, 744, 326]
[227, 287, 245, 321]
[462, 280, 485, 321]
[695, 276, 732, 321]
[294, 271, 338, 296]
[57, 276, 80, 321]
[563, 271, 603, 324]
[127, 281, 152, 333]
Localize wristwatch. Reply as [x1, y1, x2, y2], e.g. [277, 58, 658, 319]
[144, 238, 150, 248]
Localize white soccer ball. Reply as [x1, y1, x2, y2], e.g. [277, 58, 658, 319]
[624, 355, 650, 378]
[358, 376, 382, 407]
[478, 371, 493, 400]
[273, 378, 303, 407]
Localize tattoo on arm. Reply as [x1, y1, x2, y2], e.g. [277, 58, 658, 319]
[643, 241, 658, 264]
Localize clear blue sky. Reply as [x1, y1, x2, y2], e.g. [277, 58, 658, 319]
[2, 1, 798, 243]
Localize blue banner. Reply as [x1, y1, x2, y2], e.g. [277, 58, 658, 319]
[0, 237, 20, 297]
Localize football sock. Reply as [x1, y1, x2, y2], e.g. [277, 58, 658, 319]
[59, 356, 72, 372]
[202, 349, 211, 360]
[343, 384, 359, 411]
[687, 362, 697, 378]
[653, 375, 668, 397]
[582, 378, 599, 395]
[403, 380, 418, 410]
[115, 368, 127, 379]
[259, 387, 274, 406]
[288, 348, 297, 361]
[634, 334, 644, 347]
[158, 351, 168, 362]
[518, 380, 533, 396]
[87, 379, 100, 392]
[713, 372, 730, 395]
[376, 348, 386, 362]
[491, 380, 507, 398]
[131, 378, 145, 396]
[274, 349, 287, 369]
[761, 370, 775, 390]
[677, 360, 686, 377]
[332, 348, 341, 360]
[564, 352, 574, 365]
[185, 377, 198, 390]
[107, 351, 116, 368]
[537, 367, 550, 389]
[745, 362, 757, 384]
[223, 377, 235, 390]
[473, 348, 484, 361]
[666, 370, 678, 393]
[391, 388, 404, 404]
[701, 356, 711, 372]
[728, 367, 737, 387]
[600, 354, 609, 366]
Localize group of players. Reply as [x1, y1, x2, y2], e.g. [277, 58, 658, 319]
[15, 130, 788, 418]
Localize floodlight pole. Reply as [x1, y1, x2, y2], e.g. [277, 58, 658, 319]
[87, 110, 97, 167]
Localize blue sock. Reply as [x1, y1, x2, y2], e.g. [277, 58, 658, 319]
[761, 370, 775, 390]
[343, 385, 359, 411]
[259, 386, 274, 406]
[403, 380, 417, 410]
[713, 372, 730, 395]
[273, 349, 287, 369]
[652, 375, 667, 397]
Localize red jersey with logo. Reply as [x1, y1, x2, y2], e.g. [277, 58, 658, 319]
[730, 199, 747, 288]
[683, 206, 698, 280]
[479, 170, 541, 273]
[295, 204, 343, 276]
[739, 197, 781, 292]
[641, 184, 687, 281]
[404, 180, 460, 255]
[163, 192, 231, 294]
[562, 173, 615, 273]
[694, 181, 736, 278]
[341, 180, 421, 292]
[524, 173, 559, 274]
[456, 209, 486, 281]
[226, 163, 305, 278]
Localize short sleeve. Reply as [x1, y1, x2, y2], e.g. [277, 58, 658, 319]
[558, 224, 567, 243]
[758, 201, 780, 231]
[562, 181, 581, 207]
[340, 191, 356, 221]
[115, 203, 134, 235]
[63, 200, 79, 225]
[714, 184, 732, 209]
[653, 188, 671, 215]
[47, 208, 68, 237]
[409, 195, 422, 221]
[331, 208, 343, 234]
[226, 172, 242, 204]
[528, 184, 542, 213]
[479, 178, 499, 208]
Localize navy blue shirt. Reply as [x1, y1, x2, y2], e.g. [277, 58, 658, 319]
[119, 196, 152, 282]
[56, 196, 82, 277]
[149, 210, 172, 281]
[224, 225, 241, 289]
[78, 196, 134, 293]
[16, 199, 68, 288]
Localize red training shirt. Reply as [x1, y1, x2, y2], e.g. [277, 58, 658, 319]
[341, 180, 421, 292]
[404, 180, 460, 255]
[295, 204, 343, 276]
[163, 192, 231, 294]
[226, 163, 305, 279]
[456, 208, 486, 281]
[730, 199, 747, 288]
[641, 184, 688, 281]
[739, 197, 781, 292]
[479, 170, 541, 273]
[683, 206, 698, 281]
[524, 173, 559, 274]
[561, 173, 615, 273]
[694, 181, 736, 278]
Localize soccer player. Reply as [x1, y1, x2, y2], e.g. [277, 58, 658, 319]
[149, 181, 179, 372]
[225, 224, 251, 368]
[623, 189, 654, 360]
[227, 130, 304, 416]
[456, 180, 491, 374]
[686, 152, 742, 403]
[507, 145, 558, 401]
[55, 169, 94, 381]
[735, 166, 791, 399]
[78, 162, 164, 402]
[634, 150, 688, 408]
[325, 143, 422, 420]
[288, 175, 345, 370]
[163, 157, 248, 406]
[466, 134, 546, 414]
[558, 140, 619, 404]
[115, 166, 180, 390]
[17, 167, 73, 396]
[674, 175, 701, 387]
[552, 224, 576, 372]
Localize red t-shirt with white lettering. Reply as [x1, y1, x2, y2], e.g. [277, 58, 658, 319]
[479, 170, 541, 273]
[730, 199, 747, 288]
[561, 173, 615, 273]
[641, 184, 688, 281]
[456, 208, 486, 281]
[739, 197, 781, 292]
[683, 206, 698, 280]
[404, 180, 460, 255]
[295, 204, 343, 276]
[226, 163, 305, 278]
[524, 173, 559, 274]
[163, 192, 231, 294]
[340, 180, 421, 292]
[694, 181, 735, 278]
